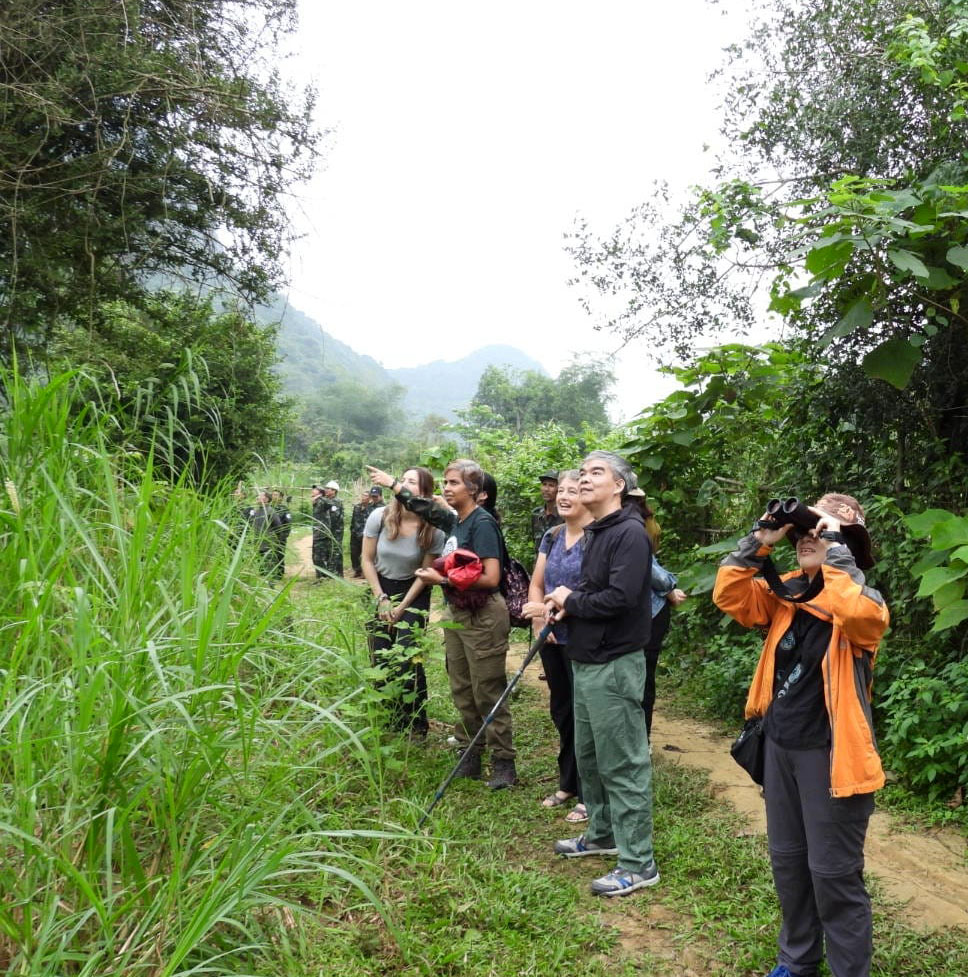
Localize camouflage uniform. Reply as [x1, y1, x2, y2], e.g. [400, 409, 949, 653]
[311, 495, 330, 579]
[247, 501, 283, 577]
[531, 504, 564, 553]
[350, 498, 384, 575]
[319, 496, 345, 577]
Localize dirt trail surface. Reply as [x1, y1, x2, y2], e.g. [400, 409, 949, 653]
[506, 643, 968, 934]
[287, 532, 967, 933]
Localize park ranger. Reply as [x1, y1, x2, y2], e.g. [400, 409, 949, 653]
[320, 480, 345, 577]
[350, 486, 384, 577]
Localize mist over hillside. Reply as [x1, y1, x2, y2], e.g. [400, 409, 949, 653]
[265, 297, 544, 420]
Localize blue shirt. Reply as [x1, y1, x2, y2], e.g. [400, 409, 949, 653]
[651, 558, 678, 618]
[539, 526, 585, 644]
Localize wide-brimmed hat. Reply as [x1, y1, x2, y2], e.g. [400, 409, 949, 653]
[324, 480, 339, 491]
[538, 470, 559, 483]
[816, 496, 874, 569]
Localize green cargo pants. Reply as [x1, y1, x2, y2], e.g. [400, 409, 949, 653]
[572, 652, 655, 875]
[442, 592, 514, 761]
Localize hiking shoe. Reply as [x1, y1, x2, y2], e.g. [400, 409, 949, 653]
[765, 968, 799, 977]
[488, 758, 518, 790]
[454, 749, 482, 780]
[553, 835, 619, 858]
[590, 864, 660, 897]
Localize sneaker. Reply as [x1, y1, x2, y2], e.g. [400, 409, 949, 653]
[765, 968, 798, 977]
[487, 758, 518, 790]
[553, 835, 619, 858]
[454, 749, 482, 780]
[590, 864, 660, 897]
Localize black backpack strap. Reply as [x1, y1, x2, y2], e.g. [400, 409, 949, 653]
[760, 557, 825, 603]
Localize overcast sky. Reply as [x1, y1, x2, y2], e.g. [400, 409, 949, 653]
[281, 1, 749, 420]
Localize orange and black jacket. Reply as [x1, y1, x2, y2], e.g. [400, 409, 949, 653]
[713, 534, 890, 798]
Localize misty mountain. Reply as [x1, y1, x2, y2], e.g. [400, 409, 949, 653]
[388, 345, 545, 420]
[265, 297, 544, 420]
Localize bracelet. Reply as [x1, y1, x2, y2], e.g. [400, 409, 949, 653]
[391, 478, 399, 490]
[819, 530, 846, 544]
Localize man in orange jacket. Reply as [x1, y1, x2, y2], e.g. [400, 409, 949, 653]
[713, 493, 889, 977]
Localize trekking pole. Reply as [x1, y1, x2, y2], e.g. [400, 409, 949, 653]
[418, 619, 555, 829]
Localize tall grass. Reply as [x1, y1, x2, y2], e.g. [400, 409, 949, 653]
[0, 371, 403, 975]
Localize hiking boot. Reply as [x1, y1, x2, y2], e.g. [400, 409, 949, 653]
[487, 758, 517, 790]
[590, 864, 660, 897]
[553, 835, 619, 858]
[454, 749, 482, 780]
[765, 968, 799, 977]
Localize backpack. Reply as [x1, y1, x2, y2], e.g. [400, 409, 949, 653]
[499, 533, 531, 629]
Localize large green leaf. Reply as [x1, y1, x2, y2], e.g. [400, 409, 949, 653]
[915, 565, 968, 598]
[931, 599, 968, 632]
[930, 516, 968, 550]
[888, 249, 930, 278]
[821, 296, 873, 347]
[805, 239, 855, 279]
[862, 337, 922, 389]
[946, 245, 968, 271]
[904, 508, 959, 537]
[932, 579, 966, 610]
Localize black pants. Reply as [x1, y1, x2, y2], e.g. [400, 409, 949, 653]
[368, 574, 431, 733]
[350, 533, 364, 574]
[764, 739, 874, 977]
[642, 602, 671, 738]
[539, 642, 579, 796]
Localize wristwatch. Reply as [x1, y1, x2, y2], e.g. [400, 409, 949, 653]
[819, 530, 846, 544]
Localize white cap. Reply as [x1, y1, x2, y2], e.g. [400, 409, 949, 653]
[324, 480, 340, 491]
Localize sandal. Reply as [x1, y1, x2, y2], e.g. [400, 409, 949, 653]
[565, 802, 588, 824]
[541, 791, 575, 808]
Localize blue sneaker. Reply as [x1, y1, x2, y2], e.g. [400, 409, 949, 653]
[553, 834, 618, 857]
[590, 863, 660, 896]
[765, 967, 799, 977]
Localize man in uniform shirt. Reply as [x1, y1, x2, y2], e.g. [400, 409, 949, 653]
[320, 480, 344, 577]
[350, 486, 384, 577]
[531, 470, 564, 553]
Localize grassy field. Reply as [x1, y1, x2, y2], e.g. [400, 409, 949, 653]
[1, 374, 964, 975]
[269, 577, 968, 977]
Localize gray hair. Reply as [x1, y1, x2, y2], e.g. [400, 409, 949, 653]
[444, 458, 484, 499]
[581, 450, 635, 500]
[557, 468, 581, 483]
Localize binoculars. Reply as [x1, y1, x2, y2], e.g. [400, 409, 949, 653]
[757, 497, 819, 538]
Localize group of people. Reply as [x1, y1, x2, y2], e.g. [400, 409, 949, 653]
[237, 487, 292, 579]
[359, 454, 890, 977]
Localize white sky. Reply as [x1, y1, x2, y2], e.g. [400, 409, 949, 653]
[281, 1, 749, 421]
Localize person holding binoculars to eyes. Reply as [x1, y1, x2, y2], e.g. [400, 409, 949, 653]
[713, 493, 889, 977]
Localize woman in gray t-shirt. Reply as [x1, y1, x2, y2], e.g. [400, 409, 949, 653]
[362, 466, 445, 735]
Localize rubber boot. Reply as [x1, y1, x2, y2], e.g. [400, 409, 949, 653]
[488, 758, 518, 790]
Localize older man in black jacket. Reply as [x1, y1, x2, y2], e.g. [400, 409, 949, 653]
[544, 450, 657, 897]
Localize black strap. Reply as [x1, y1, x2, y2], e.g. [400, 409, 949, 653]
[760, 557, 825, 603]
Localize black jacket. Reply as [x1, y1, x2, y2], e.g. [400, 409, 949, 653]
[564, 503, 652, 664]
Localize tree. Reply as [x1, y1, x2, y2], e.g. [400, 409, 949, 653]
[51, 291, 289, 483]
[0, 0, 317, 360]
[467, 360, 613, 435]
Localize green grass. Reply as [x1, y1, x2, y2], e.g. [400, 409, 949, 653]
[2, 369, 965, 975]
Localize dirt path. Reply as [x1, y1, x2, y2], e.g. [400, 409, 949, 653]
[506, 643, 968, 934]
[287, 534, 967, 933]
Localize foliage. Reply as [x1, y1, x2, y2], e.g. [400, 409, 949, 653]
[463, 421, 618, 565]
[879, 658, 968, 800]
[0, 369, 409, 973]
[49, 291, 290, 484]
[905, 507, 968, 632]
[465, 359, 614, 436]
[0, 0, 317, 358]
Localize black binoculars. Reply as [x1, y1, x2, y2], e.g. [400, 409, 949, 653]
[757, 497, 819, 538]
